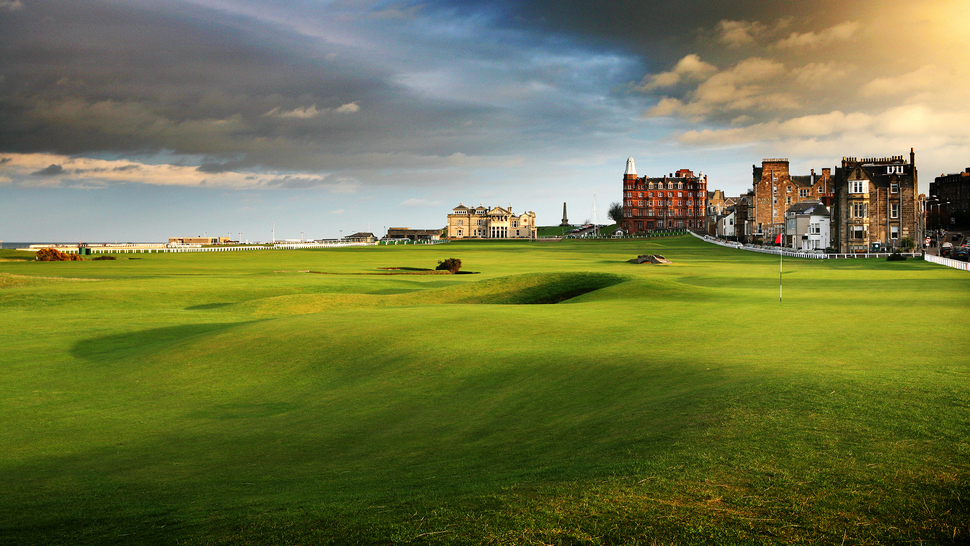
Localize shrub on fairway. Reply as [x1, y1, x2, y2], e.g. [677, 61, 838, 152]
[886, 252, 907, 261]
[93, 255, 117, 261]
[35, 248, 82, 261]
[436, 257, 462, 273]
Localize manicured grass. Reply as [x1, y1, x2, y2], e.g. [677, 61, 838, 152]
[1, 237, 968, 545]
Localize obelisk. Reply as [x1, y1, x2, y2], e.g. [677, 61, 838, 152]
[560, 202, 569, 226]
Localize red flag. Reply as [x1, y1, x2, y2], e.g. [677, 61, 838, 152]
[774, 233, 782, 245]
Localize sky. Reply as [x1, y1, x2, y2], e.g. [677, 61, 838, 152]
[1, 0, 968, 241]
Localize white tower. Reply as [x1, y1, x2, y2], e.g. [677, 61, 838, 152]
[625, 156, 637, 176]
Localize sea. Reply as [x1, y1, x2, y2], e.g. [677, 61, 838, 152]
[1, 242, 161, 249]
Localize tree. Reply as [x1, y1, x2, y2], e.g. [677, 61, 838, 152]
[608, 201, 622, 226]
[436, 258, 462, 274]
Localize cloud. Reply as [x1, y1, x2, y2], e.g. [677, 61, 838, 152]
[264, 102, 360, 118]
[774, 21, 859, 49]
[861, 65, 941, 97]
[716, 20, 767, 47]
[636, 54, 716, 91]
[32, 164, 65, 176]
[645, 57, 796, 119]
[0, 0, 23, 12]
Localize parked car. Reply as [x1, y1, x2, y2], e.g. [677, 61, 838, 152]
[941, 242, 953, 257]
[952, 233, 963, 242]
[954, 246, 970, 261]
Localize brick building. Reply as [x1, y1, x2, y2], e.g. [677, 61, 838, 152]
[446, 204, 537, 239]
[751, 159, 834, 241]
[831, 150, 919, 253]
[621, 157, 707, 234]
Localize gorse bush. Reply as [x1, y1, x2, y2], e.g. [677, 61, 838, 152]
[436, 257, 462, 273]
[35, 248, 83, 261]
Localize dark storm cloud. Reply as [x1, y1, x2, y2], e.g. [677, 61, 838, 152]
[0, 0, 647, 175]
[32, 163, 64, 176]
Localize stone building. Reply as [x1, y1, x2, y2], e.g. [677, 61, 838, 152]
[621, 157, 708, 234]
[831, 150, 919, 253]
[446, 204, 537, 239]
[930, 167, 970, 224]
[751, 159, 835, 242]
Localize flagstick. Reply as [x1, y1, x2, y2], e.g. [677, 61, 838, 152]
[779, 248, 783, 302]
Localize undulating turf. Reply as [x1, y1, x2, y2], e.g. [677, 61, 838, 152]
[0, 238, 968, 545]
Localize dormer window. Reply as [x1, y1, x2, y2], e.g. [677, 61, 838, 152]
[850, 180, 867, 194]
[891, 182, 899, 194]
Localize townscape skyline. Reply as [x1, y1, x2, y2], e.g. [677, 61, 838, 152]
[1, 0, 968, 241]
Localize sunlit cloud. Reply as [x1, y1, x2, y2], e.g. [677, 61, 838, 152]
[773, 21, 860, 49]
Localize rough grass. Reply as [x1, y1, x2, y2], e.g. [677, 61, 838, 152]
[0, 237, 968, 545]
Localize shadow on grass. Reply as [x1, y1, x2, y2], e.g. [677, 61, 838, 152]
[71, 323, 246, 364]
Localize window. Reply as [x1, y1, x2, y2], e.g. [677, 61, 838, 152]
[638, 201, 643, 207]
[799, 189, 809, 198]
[853, 203, 867, 218]
[785, 196, 791, 205]
[512, 220, 518, 228]
[638, 192, 643, 198]
[637, 221, 643, 230]
[891, 225, 899, 239]
[458, 229, 463, 237]
[891, 182, 899, 194]
[787, 186, 792, 193]
[678, 192, 683, 198]
[810, 223, 820, 234]
[773, 186, 777, 195]
[687, 200, 693, 207]
[678, 200, 684, 206]
[647, 192, 652, 197]
[852, 226, 866, 239]
[850, 180, 867, 194]
[890, 202, 899, 219]
[458, 219, 463, 226]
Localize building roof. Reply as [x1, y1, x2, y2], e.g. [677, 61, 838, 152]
[785, 200, 829, 216]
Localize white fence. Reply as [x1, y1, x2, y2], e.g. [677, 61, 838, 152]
[924, 253, 970, 271]
[691, 232, 924, 260]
